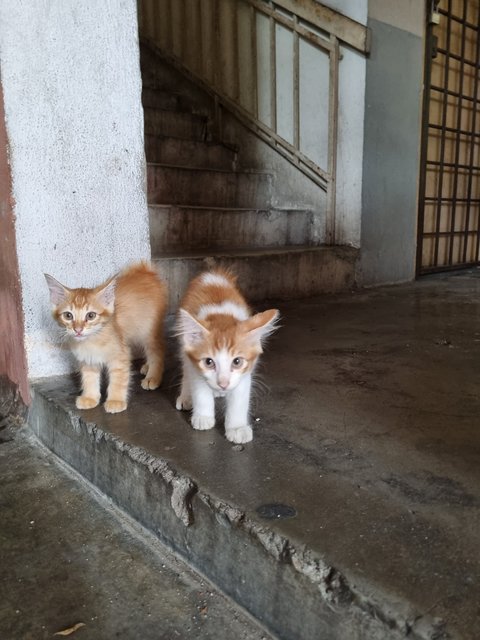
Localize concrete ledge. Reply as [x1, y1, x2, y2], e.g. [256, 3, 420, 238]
[155, 245, 358, 311]
[29, 371, 451, 640]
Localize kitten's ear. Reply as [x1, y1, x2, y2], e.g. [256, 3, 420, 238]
[177, 309, 209, 347]
[44, 274, 70, 306]
[243, 309, 280, 344]
[95, 277, 117, 310]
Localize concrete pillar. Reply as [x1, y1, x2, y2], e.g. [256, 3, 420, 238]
[0, 0, 150, 378]
[360, 0, 425, 285]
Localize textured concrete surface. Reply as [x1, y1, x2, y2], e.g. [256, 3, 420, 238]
[28, 271, 480, 639]
[154, 246, 357, 311]
[0, 426, 273, 640]
[0, 0, 150, 379]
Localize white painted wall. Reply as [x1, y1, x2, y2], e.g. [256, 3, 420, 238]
[321, 0, 368, 25]
[359, 0, 424, 285]
[0, 0, 149, 378]
[369, 0, 424, 37]
[336, 45, 366, 246]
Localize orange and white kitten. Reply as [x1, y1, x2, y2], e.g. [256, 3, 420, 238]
[176, 270, 279, 443]
[45, 261, 167, 414]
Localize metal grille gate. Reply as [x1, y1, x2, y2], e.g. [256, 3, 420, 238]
[417, 0, 480, 275]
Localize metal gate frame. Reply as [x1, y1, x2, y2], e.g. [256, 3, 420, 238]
[417, 0, 480, 275]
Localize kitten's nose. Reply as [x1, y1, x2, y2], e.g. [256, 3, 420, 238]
[218, 380, 229, 390]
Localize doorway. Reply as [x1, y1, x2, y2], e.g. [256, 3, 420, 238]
[417, 0, 480, 275]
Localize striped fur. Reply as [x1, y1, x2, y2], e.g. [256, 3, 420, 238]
[45, 261, 167, 413]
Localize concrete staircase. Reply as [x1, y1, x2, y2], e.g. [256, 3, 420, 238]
[140, 43, 357, 310]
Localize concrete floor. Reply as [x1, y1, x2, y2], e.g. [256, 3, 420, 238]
[22, 271, 480, 638]
[0, 426, 273, 640]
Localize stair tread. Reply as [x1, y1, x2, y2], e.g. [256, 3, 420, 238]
[145, 133, 237, 150]
[148, 204, 312, 212]
[153, 245, 355, 260]
[143, 106, 208, 120]
[147, 162, 271, 175]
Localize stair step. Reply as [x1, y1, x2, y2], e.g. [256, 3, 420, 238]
[147, 165, 273, 208]
[145, 135, 237, 170]
[149, 205, 315, 252]
[5, 427, 274, 640]
[144, 108, 208, 141]
[141, 55, 184, 92]
[153, 246, 357, 311]
[140, 46, 213, 114]
[142, 87, 191, 111]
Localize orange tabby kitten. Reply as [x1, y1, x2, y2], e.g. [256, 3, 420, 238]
[176, 269, 279, 443]
[45, 261, 167, 413]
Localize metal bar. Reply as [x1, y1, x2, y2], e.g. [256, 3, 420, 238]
[466, 4, 480, 262]
[427, 160, 480, 171]
[427, 161, 480, 172]
[416, 0, 436, 276]
[430, 84, 478, 104]
[428, 123, 480, 140]
[447, 0, 468, 267]
[424, 230, 480, 237]
[435, 48, 479, 68]
[425, 197, 480, 204]
[432, 0, 453, 269]
[438, 6, 478, 30]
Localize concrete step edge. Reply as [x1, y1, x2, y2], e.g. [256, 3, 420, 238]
[148, 205, 313, 214]
[29, 384, 435, 640]
[143, 106, 208, 122]
[144, 133, 239, 154]
[152, 245, 356, 261]
[147, 163, 273, 177]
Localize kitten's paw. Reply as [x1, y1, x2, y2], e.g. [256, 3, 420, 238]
[141, 376, 161, 390]
[225, 425, 253, 444]
[76, 396, 99, 410]
[140, 363, 148, 375]
[191, 415, 215, 430]
[104, 399, 127, 413]
[176, 395, 192, 411]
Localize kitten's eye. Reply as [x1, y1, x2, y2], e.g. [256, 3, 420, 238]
[63, 311, 73, 321]
[203, 357, 215, 369]
[86, 311, 97, 321]
[232, 357, 244, 369]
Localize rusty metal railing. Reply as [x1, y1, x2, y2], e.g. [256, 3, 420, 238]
[138, 0, 369, 243]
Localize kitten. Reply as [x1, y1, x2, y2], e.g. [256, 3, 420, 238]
[45, 261, 167, 414]
[176, 269, 279, 443]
